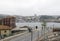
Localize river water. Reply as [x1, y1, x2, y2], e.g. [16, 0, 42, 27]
[16, 22, 60, 28]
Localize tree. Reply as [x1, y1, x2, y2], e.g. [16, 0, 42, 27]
[41, 20, 48, 41]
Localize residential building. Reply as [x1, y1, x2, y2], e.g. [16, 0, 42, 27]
[0, 16, 16, 28]
[0, 25, 12, 38]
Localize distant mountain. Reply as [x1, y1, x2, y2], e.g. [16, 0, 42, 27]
[40, 15, 55, 19]
[39, 15, 56, 21]
[0, 14, 11, 18]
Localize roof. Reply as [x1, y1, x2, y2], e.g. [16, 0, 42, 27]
[0, 25, 12, 30]
[5, 16, 16, 18]
[20, 26, 30, 28]
[12, 27, 28, 31]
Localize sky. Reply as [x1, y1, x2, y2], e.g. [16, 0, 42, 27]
[0, 0, 60, 16]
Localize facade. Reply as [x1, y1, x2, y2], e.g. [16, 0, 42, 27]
[0, 25, 12, 38]
[0, 16, 16, 28]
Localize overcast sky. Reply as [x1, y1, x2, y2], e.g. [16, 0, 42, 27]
[0, 0, 60, 16]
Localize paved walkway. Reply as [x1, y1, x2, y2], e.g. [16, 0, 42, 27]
[0, 29, 40, 41]
[39, 32, 60, 41]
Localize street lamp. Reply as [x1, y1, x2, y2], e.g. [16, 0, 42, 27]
[28, 28, 33, 41]
[35, 26, 39, 41]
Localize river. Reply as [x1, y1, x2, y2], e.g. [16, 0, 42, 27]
[16, 22, 60, 28]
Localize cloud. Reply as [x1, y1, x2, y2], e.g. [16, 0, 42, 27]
[0, 0, 60, 15]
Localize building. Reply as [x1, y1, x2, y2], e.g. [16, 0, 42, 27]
[0, 16, 16, 28]
[0, 25, 12, 38]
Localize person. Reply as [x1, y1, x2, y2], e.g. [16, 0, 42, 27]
[28, 27, 32, 32]
[36, 26, 38, 29]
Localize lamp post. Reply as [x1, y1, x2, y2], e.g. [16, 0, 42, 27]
[35, 26, 39, 41]
[38, 29, 39, 41]
[31, 30, 33, 41]
[28, 28, 33, 41]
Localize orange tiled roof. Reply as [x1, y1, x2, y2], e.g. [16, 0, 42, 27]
[0, 25, 12, 30]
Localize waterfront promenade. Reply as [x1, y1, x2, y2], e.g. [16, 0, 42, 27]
[0, 25, 53, 41]
[0, 29, 41, 41]
[39, 32, 60, 41]
[0, 27, 60, 41]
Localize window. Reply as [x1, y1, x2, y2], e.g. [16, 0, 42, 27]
[4, 30, 7, 33]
